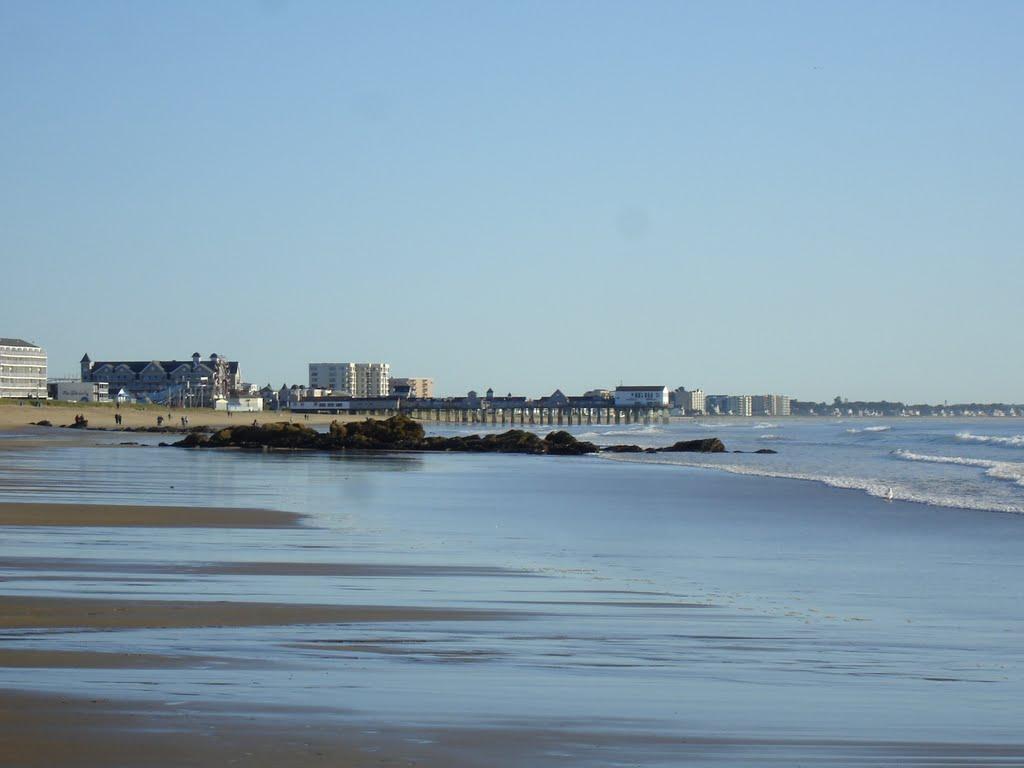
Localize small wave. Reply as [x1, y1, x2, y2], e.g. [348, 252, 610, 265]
[846, 425, 892, 434]
[753, 422, 778, 430]
[597, 453, 1024, 514]
[956, 431, 1024, 448]
[893, 449, 1024, 487]
[758, 434, 782, 441]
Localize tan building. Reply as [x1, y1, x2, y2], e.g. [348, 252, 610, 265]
[0, 338, 47, 398]
[309, 362, 391, 397]
[389, 377, 434, 399]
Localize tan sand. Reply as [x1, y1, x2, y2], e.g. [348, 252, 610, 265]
[0, 595, 502, 631]
[0, 501, 302, 528]
[0, 400, 377, 432]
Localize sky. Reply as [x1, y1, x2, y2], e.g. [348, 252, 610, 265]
[2, 1, 1022, 402]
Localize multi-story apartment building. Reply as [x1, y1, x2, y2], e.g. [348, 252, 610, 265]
[672, 387, 705, 415]
[0, 338, 47, 398]
[389, 377, 434, 399]
[753, 394, 791, 417]
[309, 362, 390, 398]
[726, 395, 753, 417]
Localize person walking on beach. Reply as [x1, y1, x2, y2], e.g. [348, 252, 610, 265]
[157, 416, 163, 427]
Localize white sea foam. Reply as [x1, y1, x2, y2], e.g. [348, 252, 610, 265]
[955, 431, 1024, 448]
[753, 422, 778, 430]
[597, 452, 1024, 514]
[600, 425, 664, 437]
[758, 434, 782, 441]
[893, 449, 1024, 487]
[846, 425, 892, 434]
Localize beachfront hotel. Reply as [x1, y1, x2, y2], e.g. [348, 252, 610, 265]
[80, 352, 241, 400]
[0, 337, 47, 398]
[309, 362, 391, 397]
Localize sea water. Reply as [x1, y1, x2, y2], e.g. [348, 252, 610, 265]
[0, 419, 1022, 765]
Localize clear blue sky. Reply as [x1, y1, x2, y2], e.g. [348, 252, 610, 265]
[3, 2, 1021, 402]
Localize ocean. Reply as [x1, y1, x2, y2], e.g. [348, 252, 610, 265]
[1, 418, 1023, 765]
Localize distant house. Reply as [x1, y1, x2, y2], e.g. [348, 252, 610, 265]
[614, 386, 669, 407]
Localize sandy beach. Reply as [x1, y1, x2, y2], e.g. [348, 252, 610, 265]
[0, 400, 368, 433]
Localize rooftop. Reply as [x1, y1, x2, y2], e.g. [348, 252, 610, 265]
[0, 338, 41, 348]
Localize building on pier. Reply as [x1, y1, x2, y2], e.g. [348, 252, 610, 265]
[614, 386, 669, 407]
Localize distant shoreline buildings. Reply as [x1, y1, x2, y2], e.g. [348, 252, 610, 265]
[1, 337, 1019, 417]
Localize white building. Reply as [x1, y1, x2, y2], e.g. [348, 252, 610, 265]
[308, 362, 391, 398]
[0, 338, 47, 398]
[213, 396, 264, 413]
[614, 385, 669, 407]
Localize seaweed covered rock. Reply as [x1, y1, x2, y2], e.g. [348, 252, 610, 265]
[204, 422, 321, 449]
[324, 414, 425, 449]
[543, 431, 599, 456]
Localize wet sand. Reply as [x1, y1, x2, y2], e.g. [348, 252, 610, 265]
[3, 688, 1022, 768]
[0, 648, 230, 669]
[0, 556, 524, 578]
[0, 501, 302, 528]
[0, 595, 502, 630]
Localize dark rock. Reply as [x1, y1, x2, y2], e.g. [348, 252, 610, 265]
[32, 420, 52, 427]
[755, 448, 778, 454]
[656, 438, 726, 453]
[601, 444, 645, 453]
[544, 431, 599, 455]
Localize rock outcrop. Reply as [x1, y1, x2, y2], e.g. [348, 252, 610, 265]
[172, 415, 738, 458]
[174, 416, 601, 456]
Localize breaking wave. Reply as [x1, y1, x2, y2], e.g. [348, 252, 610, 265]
[758, 434, 782, 441]
[846, 426, 892, 434]
[893, 449, 1024, 487]
[955, 432, 1024, 448]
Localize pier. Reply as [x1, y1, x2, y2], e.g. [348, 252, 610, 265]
[289, 395, 672, 426]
